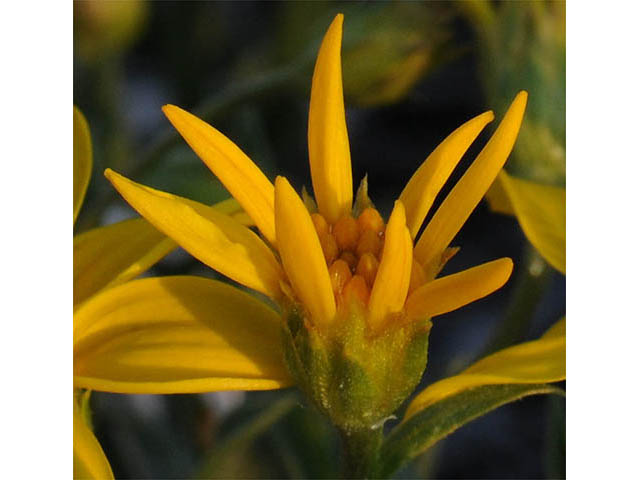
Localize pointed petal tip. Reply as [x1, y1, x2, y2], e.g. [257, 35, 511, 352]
[480, 110, 495, 122]
[274, 176, 290, 194]
[393, 199, 407, 218]
[104, 167, 116, 181]
[511, 91, 528, 113]
[161, 104, 185, 123]
[499, 257, 514, 281]
[104, 168, 127, 187]
[161, 103, 179, 116]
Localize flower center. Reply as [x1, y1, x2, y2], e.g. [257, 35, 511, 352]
[311, 207, 427, 312]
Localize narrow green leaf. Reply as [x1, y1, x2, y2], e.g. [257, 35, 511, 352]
[196, 393, 298, 478]
[377, 383, 565, 478]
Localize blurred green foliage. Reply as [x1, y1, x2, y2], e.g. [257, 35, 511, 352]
[461, 0, 566, 184]
[74, 0, 149, 61]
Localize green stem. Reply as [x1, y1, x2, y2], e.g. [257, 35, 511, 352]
[340, 427, 383, 479]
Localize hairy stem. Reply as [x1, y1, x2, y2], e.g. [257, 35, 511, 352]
[341, 427, 383, 479]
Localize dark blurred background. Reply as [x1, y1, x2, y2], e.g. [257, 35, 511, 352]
[74, 1, 565, 478]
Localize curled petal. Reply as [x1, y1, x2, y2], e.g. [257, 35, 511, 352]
[415, 91, 528, 267]
[162, 105, 276, 245]
[405, 258, 513, 320]
[368, 201, 413, 332]
[400, 111, 494, 238]
[308, 13, 353, 223]
[275, 176, 336, 328]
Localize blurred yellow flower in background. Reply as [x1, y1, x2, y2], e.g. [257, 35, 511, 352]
[74, 0, 148, 61]
[487, 170, 565, 274]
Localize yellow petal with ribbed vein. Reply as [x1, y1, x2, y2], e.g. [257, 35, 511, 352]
[74, 402, 114, 480]
[73, 106, 92, 225]
[74, 218, 172, 307]
[74, 276, 292, 393]
[162, 104, 276, 245]
[73, 198, 251, 307]
[405, 258, 513, 320]
[497, 171, 566, 273]
[415, 91, 528, 266]
[274, 176, 336, 328]
[368, 201, 413, 331]
[106, 169, 283, 299]
[400, 111, 494, 238]
[308, 13, 353, 223]
[404, 318, 565, 420]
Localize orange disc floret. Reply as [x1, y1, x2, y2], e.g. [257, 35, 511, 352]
[318, 231, 339, 265]
[309, 207, 393, 314]
[357, 207, 385, 236]
[329, 259, 352, 295]
[356, 229, 382, 258]
[340, 251, 358, 272]
[333, 215, 359, 251]
[356, 252, 379, 288]
[342, 274, 369, 307]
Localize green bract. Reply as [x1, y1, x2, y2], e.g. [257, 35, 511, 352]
[283, 306, 432, 432]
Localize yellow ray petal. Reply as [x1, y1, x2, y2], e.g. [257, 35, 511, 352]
[73, 403, 114, 480]
[368, 201, 413, 331]
[211, 197, 256, 226]
[73, 198, 251, 307]
[74, 276, 292, 393]
[404, 318, 565, 420]
[274, 176, 336, 328]
[106, 169, 283, 299]
[162, 104, 276, 245]
[415, 91, 528, 266]
[405, 258, 513, 320]
[495, 171, 566, 273]
[308, 13, 353, 223]
[399, 111, 495, 238]
[74, 218, 173, 307]
[73, 106, 92, 225]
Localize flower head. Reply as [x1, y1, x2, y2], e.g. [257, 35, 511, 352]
[100, 14, 527, 430]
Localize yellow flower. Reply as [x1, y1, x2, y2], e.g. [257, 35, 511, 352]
[76, 14, 562, 433]
[72, 107, 247, 478]
[486, 170, 566, 273]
